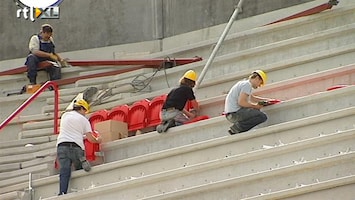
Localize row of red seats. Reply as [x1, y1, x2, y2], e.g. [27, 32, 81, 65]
[82, 95, 167, 163]
[85, 94, 209, 162]
[89, 94, 168, 132]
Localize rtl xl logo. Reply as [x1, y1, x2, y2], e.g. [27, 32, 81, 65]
[17, 7, 60, 21]
[14, 0, 63, 22]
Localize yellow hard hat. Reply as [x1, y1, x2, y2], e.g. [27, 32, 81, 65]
[253, 70, 267, 86]
[74, 99, 90, 113]
[182, 70, 197, 82]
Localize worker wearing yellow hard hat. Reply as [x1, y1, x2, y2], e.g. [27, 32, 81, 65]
[56, 99, 102, 195]
[157, 70, 200, 133]
[73, 99, 90, 113]
[224, 70, 278, 135]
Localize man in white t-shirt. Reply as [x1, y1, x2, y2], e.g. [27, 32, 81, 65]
[56, 99, 102, 195]
[224, 70, 273, 134]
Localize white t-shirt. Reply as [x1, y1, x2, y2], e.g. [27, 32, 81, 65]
[28, 35, 55, 53]
[56, 111, 92, 150]
[224, 79, 252, 113]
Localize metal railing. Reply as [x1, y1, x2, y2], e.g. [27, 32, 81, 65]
[0, 81, 60, 134]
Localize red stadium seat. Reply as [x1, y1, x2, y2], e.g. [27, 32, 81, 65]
[184, 99, 193, 110]
[88, 110, 109, 129]
[84, 131, 101, 161]
[107, 104, 129, 123]
[127, 99, 150, 131]
[147, 94, 167, 128]
[184, 115, 210, 124]
[183, 99, 209, 124]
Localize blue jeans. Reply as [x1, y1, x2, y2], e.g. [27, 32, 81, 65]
[226, 107, 267, 133]
[57, 145, 85, 195]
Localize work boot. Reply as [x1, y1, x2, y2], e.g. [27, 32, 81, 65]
[156, 119, 175, 133]
[229, 123, 242, 135]
[79, 157, 91, 172]
[28, 75, 37, 85]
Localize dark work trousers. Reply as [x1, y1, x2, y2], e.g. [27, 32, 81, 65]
[25, 54, 61, 84]
[25, 34, 61, 84]
[226, 107, 267, 133]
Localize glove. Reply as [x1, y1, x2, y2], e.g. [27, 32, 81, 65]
[258, 100, 271, 106]
[189, 109, 198, 118]
[49, 53, 58, 61]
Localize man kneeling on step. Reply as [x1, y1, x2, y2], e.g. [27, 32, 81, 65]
[156, 70, 200, 133]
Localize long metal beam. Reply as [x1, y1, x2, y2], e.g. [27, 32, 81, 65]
[0, 57, 202, 76]
[265, 0, 338, 25]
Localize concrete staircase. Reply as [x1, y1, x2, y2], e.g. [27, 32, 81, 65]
[0, 1, 355, 199]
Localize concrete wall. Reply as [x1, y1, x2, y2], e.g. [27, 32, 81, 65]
[0, 0, 313, 60]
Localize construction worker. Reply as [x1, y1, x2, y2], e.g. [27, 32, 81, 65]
[56, 99, 102, 195]
[25, 24, 62, 85]
[224, 70, 274, 134]
[156, 70, 200, 133]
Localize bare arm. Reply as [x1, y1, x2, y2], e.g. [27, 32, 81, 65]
[85, 132, 102, 143]
[183, 99, 200, 118]
[238, 92, 263, 110]
[250, 94, 275, 103]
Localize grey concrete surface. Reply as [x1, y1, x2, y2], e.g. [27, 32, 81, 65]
[26, 107, 355, 199]
[0, 0, 315, 60]
[0, 1, 355, 199]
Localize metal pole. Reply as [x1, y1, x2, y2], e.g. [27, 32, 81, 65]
[195, 0, 245, 90]
[28, 172, 33, 200]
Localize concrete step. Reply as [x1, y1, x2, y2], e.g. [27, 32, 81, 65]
[18, 128, 55, 139]
[242, 175, 355, 200]
[19, 66, 355, 141]
[16, 64, 355, 142]
[148, 5, 355, 60]
[22, 120, 56, 131]
[139, 154, 355, 200]
[0, 191, 27, 200]
[0, 161, 55, 181]
[0, 146, 56, 165]
[0, 141, 57, 157]
[0, 156, 56, 183]
[0, 163, 20, 173]
[37, 129, 355, 199]
[4, 43, 354, 142]
[0, 135, 57, 149]
[91, 43, 355, 113]
[101, 86, 355, 162]
[0, 163, 54, 189]
[13, 106, 355, 198]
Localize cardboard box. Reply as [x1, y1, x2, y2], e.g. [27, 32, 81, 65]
[94, 120, 128, 143]
[26, 84, 41, 94]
